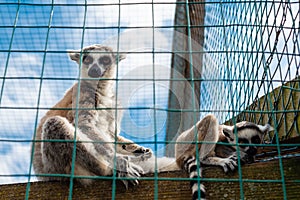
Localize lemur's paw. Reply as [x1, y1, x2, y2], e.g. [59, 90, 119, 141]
[116, 156, 144, 189]
[133, 146, 153, 160]
[121, 144, 152, 160]
[220, 155, 238, 173]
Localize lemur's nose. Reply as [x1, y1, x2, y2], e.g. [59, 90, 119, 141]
[88, 64, 102, 78]
[246, 146, 257, 156]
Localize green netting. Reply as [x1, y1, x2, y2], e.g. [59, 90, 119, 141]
[0, 0, 299, 199]
[199, 1, 299, 199]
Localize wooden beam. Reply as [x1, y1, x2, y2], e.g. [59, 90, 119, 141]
[1, 157, 299, 200]
[166, 0, 205, 157]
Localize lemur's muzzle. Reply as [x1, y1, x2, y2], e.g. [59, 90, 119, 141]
[240, 147, 257, 164]
[246, 146, 257, 156]
[88, 64, 102, 78]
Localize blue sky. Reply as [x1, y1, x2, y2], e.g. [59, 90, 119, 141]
[0, 0, 298, 185]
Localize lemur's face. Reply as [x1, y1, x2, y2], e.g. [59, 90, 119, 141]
[222, 122, 273, 162]
[68, 44, 126, 79]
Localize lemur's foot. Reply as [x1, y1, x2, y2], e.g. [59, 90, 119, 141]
[220, 154, 238, 173]
[116, 156, 144, 189]
[121, 143, 152, 160]
[133, 146, 153, 160]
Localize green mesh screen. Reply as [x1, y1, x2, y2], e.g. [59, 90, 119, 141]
[201, 1, 299, 122]
[0, 0, 299, 199]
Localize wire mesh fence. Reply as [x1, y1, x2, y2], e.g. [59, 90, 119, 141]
[0, 0, 299, 199]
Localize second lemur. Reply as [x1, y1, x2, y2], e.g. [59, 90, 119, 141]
[175, 114, 273, 200]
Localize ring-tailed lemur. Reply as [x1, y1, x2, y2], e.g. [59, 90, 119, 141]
[175, 114, 273, 200]
[33, 44, 179, 188]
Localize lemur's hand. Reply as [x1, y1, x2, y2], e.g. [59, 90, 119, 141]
[220, 154, 238, 173]
[133, 146, 153, 161]
[116, 155, 144, 189]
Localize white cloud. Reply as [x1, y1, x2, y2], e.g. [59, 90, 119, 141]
[0, 142, 33, 184]
[4, 53, 42, 77]
[1, 53, 69, 108]
[0, 53, 73, 139]
[84, 1, 176, 27]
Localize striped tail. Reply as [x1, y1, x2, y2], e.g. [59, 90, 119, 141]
[184, 156, 206, 200]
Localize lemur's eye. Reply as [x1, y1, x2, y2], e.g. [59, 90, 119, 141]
[83, 55, 93, 65]
[251, 135, 261, 144]
[99, 56, 112, 66]
[238, 138, 249, 148]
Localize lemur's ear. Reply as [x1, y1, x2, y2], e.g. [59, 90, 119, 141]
[115, 53, 126, 62]
[220, 125, 234, 142]
[257, 124, 274, 134]
[68, 50, 81, 64]
[221, 125, 233, 133]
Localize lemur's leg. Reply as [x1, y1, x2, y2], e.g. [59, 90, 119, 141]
[176, 115, 238, 200]
[175, 114, 220, 168]
[117, 135, 152, 160]
[41, 116, 143, 186]
[41, 116, 112, 179]
[195, 115, 238, 173]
